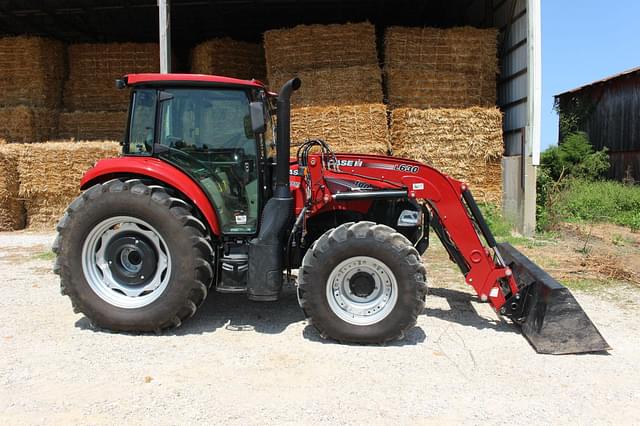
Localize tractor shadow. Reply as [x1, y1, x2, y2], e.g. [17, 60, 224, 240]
[422, 287, 514, 333]
[302, 324, 426, 346]
[74, 282, 425, 345]
[75, 283, 305, 336]
[178, 282, 306, 336]
[74, 284, 510, 342]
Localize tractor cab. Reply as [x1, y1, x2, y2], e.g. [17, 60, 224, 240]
[122, 73, 275, 235]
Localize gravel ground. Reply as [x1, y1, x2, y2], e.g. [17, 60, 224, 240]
[1, 231, 639, 425]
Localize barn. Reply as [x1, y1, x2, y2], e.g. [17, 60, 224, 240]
[0, 0, 541, 234]
[555, 67, 640, 182]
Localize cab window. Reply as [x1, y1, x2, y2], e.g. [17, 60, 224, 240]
[156, 88, 259, 234]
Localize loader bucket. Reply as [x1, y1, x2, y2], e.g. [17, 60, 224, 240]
[497, 243, 610, 355]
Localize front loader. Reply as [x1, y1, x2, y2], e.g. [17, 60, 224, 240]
[54, 73, 609, 354]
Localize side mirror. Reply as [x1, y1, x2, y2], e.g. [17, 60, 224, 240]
[249, 101, 266, 134]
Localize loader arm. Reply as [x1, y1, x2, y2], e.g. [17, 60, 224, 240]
[302, 153, 518, 310]
[301, 152, 609, 354]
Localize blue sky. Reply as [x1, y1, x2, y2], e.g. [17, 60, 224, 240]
[541, 0, 640, 150]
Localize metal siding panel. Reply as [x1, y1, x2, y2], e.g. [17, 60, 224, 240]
[494, 0, 526, 28]
[498, 73, 527, 106]
[501, 45, 527, 77]
[504, 13, 527, 48]
[504, 101, 528, 131]
[504, 132, 525, 156]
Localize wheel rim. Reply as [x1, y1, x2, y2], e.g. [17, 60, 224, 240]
[81, 216, 171, 309]
[326, 256, 398, 326]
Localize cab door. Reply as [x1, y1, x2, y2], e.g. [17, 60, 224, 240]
[128, 87, 261, 235]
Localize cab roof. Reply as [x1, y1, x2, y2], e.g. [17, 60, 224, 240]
[125, 73, 267, 90]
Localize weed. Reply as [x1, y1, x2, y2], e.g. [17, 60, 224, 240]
[557, 180, 640, 231]
[34, 251, 55, 261]
[612, 234, 625, 246]
[561, 278, 607, 292]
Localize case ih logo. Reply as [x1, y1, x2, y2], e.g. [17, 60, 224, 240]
[329, 159, 364, 168]
[394, 164, 420, 174]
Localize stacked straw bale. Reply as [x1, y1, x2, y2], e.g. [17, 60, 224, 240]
[390, 107, 503, 205]
[268, 65, 383, 107]
[0, 107, 58, 143]
[0, 36, 64, 143]
[191, 38, 266, 81]
[384, 27, 498, 109]
[64, 43, 159, 111]
[291, 104, 389, 155]
[0, 36, 65, 108]
[264, 22, 378, 73]
[265, 22, 385, 155]
[264, 22, 382, 108]
[58, 111, 127, 141]
[0, 146, 25, 230]
[16, 141, 120, 229]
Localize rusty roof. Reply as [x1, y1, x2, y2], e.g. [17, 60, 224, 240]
[555, 66, 640, 98]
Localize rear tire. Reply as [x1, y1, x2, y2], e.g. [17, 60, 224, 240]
[298, 221, 427, 343]
[53, 178, 214, 332]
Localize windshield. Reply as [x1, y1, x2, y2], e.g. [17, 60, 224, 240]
[155, 88, 260, 234]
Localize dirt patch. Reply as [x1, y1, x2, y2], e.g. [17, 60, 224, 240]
[514, 223, 640, 287]
[0, 244, 52, 264]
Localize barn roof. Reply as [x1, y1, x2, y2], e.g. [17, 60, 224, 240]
[555, 66, 640, 98]
[0, 0, 491, 47]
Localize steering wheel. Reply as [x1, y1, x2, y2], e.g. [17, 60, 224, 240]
[162, 139, 226, 187]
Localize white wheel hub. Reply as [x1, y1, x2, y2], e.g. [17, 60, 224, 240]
[81, 216, 171, 309]
[326, 256, 398, 326]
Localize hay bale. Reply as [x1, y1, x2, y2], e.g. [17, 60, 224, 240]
[268, 65, 383, 107]
[384, 27, 498, 108]
[390, 107, 503, 205]
[0, 146, 25, 230]
[190, 38, 266, 81]
[58, 111, 127, 141]
[16, 141, 120, 229]
[23, 194, 72, 230]
[0, 36, 65, 108]
[0, 106, 58, 143]
[264, 22, 378, 73]
[291, 104, 389, 155]
[64, 43, 159, 111]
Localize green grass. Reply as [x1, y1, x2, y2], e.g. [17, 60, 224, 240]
[555, 180, 640, 231]
[33, 251, 56, 261]
[561, 278, 607, 292]
[479, 203, 531, 245]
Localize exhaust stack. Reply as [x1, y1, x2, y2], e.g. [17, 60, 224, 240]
[247, 77, 301, 301]
[274, 77, 301, 197]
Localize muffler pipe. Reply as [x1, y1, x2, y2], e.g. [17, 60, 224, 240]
[247, 77, 301, 301]
[274, 77, 301, 198]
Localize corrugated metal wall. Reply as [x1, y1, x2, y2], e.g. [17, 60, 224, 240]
[494, 0, 529, 157]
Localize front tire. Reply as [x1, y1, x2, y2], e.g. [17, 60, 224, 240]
[298, 222, 427, 343]
[54, 178, 214, 332]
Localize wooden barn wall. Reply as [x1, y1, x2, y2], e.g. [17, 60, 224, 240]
[558, 74, 640, 181]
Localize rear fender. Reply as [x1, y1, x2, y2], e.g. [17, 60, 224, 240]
[80, 156, 221, 236]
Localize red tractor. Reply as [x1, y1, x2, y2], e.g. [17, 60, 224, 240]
[54, 74, 608, 354]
